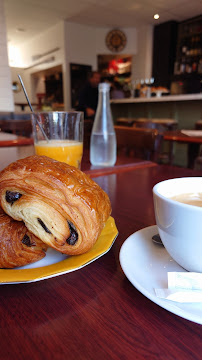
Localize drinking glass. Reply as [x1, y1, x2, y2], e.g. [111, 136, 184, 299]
[31, 111, 83, 168]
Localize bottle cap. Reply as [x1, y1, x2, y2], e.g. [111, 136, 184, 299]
[99, 83, 110, 91]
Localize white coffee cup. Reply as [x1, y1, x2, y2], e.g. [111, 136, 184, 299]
[153, 177, 202, 272]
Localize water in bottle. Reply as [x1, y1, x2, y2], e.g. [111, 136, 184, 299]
[90, 132, 116, 166]
[90, 83, 117, 166]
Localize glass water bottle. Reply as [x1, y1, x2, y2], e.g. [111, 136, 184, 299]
[90, 83, 117, 166]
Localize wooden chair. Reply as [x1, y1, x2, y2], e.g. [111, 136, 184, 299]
[83, 119, 93, 149]
[193, 120, 202, 169]
[133, 118, 178, 164]
[114, 125, 163, 162]
[0, 119, 33, 138]
[195, 120, 202, 130]
[116, 118, 136, 127]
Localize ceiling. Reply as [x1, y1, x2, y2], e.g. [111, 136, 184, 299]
[4, 0, 202, 46]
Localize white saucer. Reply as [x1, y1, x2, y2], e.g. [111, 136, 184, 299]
[119, 225, 202, 325]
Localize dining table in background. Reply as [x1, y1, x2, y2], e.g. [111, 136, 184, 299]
[164, 129, 202, 168]
[0, 158, 202, 359]
[0, 132, 35, 171]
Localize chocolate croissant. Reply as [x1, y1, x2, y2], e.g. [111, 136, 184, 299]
[0, 156, 111, 255]
[0, 208, 47, 268]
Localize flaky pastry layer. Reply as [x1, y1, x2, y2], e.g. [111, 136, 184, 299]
[0, 156, 111, 255]
[0, 207, 47, 268]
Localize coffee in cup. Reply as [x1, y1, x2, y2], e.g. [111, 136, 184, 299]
[170, 193, 202, 207]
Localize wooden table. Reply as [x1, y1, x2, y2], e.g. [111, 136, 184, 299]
[0, 138, 33, 147]
[164, 130, 202, 168]
[0, 162, 202, 359]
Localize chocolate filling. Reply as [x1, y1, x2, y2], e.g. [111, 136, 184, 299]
[66, 221, 78, 245]
[22, 234, 32, 247]
[37, 218, 78, 245]
[5, 190, 22, 205]
[37, 218, 52, 234]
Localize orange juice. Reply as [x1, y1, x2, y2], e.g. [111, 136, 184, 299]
[35, 140, 83, 168]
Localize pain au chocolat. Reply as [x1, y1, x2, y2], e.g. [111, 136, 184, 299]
[0, 207, 47, 268]
[0, 156, 111, 255]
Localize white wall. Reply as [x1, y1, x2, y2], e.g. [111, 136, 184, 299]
[18, 22, 65, 68]
[63, 22, 97, 109]
[10, 66, 43, 112]
[15, 22, 65, 106]
[63, 23, 152, 107]
[64, 22, 97, 68]
[10, 67, 26, 107]
[0, 0, 14, 111]
[132, 25, 153, 81]
[9, 20, 153, 110]
[63, 23, 141, 108]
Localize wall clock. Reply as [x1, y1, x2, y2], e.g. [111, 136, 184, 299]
[106, 29, 127, 52]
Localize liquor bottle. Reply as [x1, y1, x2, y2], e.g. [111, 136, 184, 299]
[192, 59, 198, 72]
[180, 57, 186, 74]
[185, 58, 192, 73]
[198, 59, 202, 74]
[90, 83, 117, 166]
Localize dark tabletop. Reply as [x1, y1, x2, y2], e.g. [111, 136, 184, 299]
[1, 163, 202, 360]
[164, 130, 202, 144]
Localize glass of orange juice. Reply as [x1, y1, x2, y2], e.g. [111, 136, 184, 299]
[31, 111, 83, 168]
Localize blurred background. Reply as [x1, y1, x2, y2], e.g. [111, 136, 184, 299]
[0, 0, 201, 113]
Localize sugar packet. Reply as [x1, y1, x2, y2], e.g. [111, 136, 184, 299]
[155, 272, 202, 303]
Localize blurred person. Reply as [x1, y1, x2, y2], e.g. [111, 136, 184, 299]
[111, 81, 125, 99]
[77, 71, 101, 120]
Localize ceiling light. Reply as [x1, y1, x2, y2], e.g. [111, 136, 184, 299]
[16, 28, 26, 32]
[154, 14, 160, 20]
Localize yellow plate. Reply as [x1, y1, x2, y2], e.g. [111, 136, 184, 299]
[0, 217, 118, 284]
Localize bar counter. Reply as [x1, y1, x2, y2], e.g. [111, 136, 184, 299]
[111, 93, 202, 104]
[110, 93, 202, 128]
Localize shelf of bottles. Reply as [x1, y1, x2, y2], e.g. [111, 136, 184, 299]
[174, 15, 202, 76]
